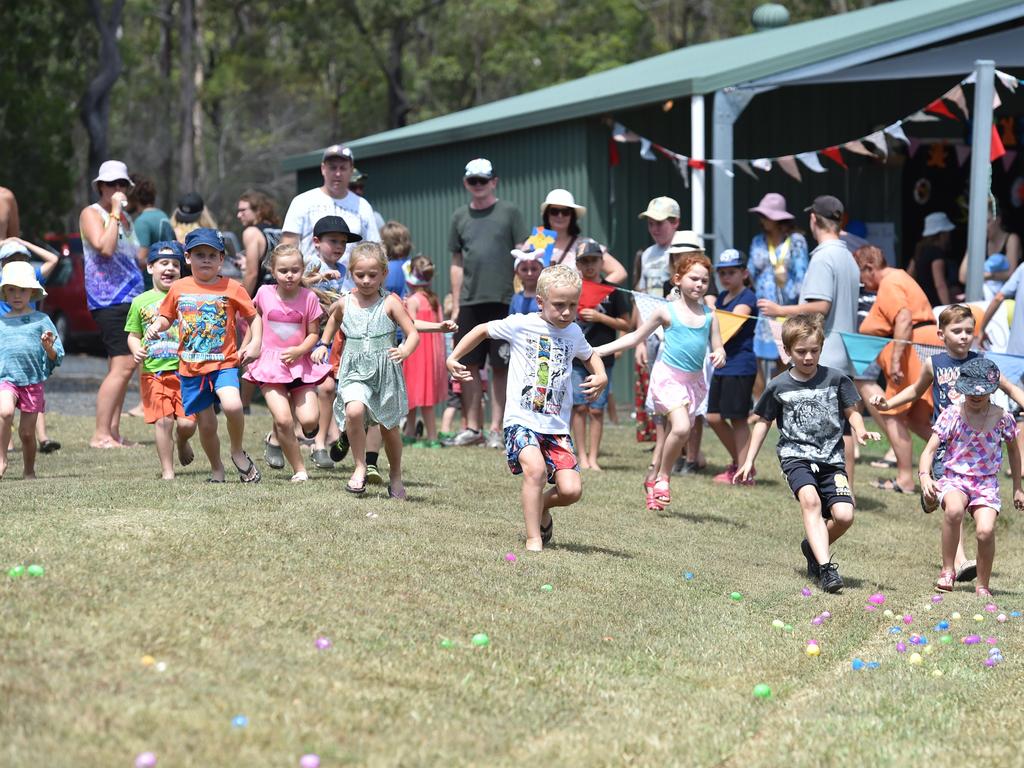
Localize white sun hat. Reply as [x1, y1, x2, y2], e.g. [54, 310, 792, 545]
[921, 212, 956, 237]
[540, 189, 586, 218]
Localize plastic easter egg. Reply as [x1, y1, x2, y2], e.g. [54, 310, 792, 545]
[232, 715, 248, 728]
[541, 584, 553, 592]
[989, 647, 1002, 656]
[784, 624, 793, 632]
[851, 658, 865, 670]
[752, 683, 772, 699]
[997, 613, 1007, 623]
[936, 621, 950, 631]
[951, 612, 961, 620]
[26, 564, 44, 577]
[1011, 612, 1021, 618]
[471, 633, 490, 647]
[883, 609, 894, 618]
[504, 553, 517, 563]
[940, 635, 953, 645]
[985, 603, 997, 612]
[730, 592, 743, 601]
[135, 753, 157, 768]
[888, 627, 902, 635]
[315, 636, 332, 650]
[909, 652, 923, 665]
[963, 635, 981, 645]
[909, 634, 922, 645]
[684, 572, 694, 580]
[923, 645, 934, 656]
[931, 669, 944, 677]
[8, 565, 25, 579]
[771, 619, 785, 629]
[805, 644, 820, 657]
[903, 615, 913, 625]
[974, 614, 985, 623]
[141, 655, 155, 667]
[820, 611, 832, 619]
[896, 641, 907, 653]
[299, 755, 320, 768]
[931, 595, 943, 604]
[811, 616, 824, 626]
[984, 658, 997, 668]
[867, 661, 880, 669]
[439, 639, 454, 649]
[868, 593, 885, 605]
[155, 662, 167, 673]
[801, 587, 812, 597]
[986, 636, 998, 644]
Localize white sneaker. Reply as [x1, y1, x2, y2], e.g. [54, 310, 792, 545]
[486, 430, 504, 449]
[442, 428, 484, 447]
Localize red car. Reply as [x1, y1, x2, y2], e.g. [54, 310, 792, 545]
[40, 233, 100, 349]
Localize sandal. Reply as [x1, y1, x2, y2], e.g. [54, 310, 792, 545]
[205, 477, 226, 484]
[345, 475, 366, 494]
[976, 586, 993, 597]
[290, 471, 308, 483]
[956, 560, 977, 583]
[540, 514, 553, 545]
[231, 451, 262, 484]
[387, 484, 408, 501]
[263, 433, 285, 470]
[936, 569, 955, 592]
[653, 479, 671, 505]
[644, 480, 662, 511]
[870, 478, 914, 493]
[38, 439, 61, 454]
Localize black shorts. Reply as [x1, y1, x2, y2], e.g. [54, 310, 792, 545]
[91, 304, 133, 358]
[780, 458, 854, 518]
[454, 302, 510, 369]
[707, 374, 755, 419]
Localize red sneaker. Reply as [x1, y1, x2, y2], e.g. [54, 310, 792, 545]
[713, 464, 737, 484]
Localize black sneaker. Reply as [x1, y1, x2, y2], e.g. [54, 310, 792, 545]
[330, 432, 350, 462]
[800, 539, 820, 579]
[819, 561, 844, 593]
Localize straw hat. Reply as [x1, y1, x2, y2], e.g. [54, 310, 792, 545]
[667, 230, 704, 254]
[540, 189, 586, 218]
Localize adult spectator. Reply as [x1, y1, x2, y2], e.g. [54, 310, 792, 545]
[128, 173, 173, 267]
[237, 190, 282, 296]
[349, 168, 386, 231]
[170, 192, 218, 244]
[856, 245, 936, 493]
[958, 196, 1022, 302]
[281, 145, 380, 273]
[747, 193, 809, 381]
[0, 186, 20, 239]
[79, 160, 144, 449]
[909, 212, 957, 306]
[757, 195, 859, 477]
[446, 157, 529, 448]
[381, 220, 411, 298]
[541, 189, 626, 283]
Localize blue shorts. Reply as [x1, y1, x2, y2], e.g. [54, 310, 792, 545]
[571, 361, 612, 410]
[178, 368, 240, 416]
[504, 425, 578, 484]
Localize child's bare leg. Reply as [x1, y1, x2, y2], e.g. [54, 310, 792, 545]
[195, 406, 224, 481]
[940, 491, 968, 573]
[0, 391, 15, 478]
[460, 364, 484, 431]
[543, 468, 582, 515]
[217, 387, 247, 466]
[607, 392, 618, 424]
[731, 417, 752, 468]
[441, 405, 456, 434]
[646, 420, 666, 484]
[706, 412, 737, 465]
[954, 526, 971, 572]
[825, 502, 854, 543]
[263, 385, 303, 474]
[314, 377, 336, 450]
[175, 416, 196, 467]
[18, 412, 38, 479]
[587, 408, 604, 470]
[381, 425, 404, 494]
[35, 411, 49, 442]
[404, 408, 419, 438]
[345, 401, 368, 484]
[154, 416, 176, 479]
[421, 406, 438, 441]
[798, 485, 831, 566]
[571, 406, 589, 468]
[518, 446, 548, 551]
[973, 506, 998, 590]
[657, 409, 691, 480]
[687, 417, 705, 467]
[293, 387, 320, 439]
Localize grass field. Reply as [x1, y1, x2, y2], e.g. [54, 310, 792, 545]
[3, 410, 1024, 767]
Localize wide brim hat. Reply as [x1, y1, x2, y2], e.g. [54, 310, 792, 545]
[402, 259, 430, 287]
[922, 212, 956, 238]
[1, 260, 47, 300]
[667, 230, 704, 254]
[954, 357, 1000, 396]
[92, 160, 133, 191]
[540, 189, 586, 219]
[748, 192, 794, 221]
[0, 241, 32, 262]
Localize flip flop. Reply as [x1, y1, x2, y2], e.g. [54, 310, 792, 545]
[956, 560, 977, 583]
[38, 440, 61, 454]
[346, 475, 366, 494]
[231, 451, 262, 484]
[205, 477, 226, 484]
[540, 515, 553, 545]
[870, 478, 914, 493]
[387, 484, 408, 501]
[869, 458, 897, 469]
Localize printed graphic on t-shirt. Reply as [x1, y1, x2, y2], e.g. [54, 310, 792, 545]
[777, 387, 844, 459]
[178, 293, 229, 362]
[934, 363, 966, 410]
[520, 332, 571, 415]
[138, 299, 180, 360]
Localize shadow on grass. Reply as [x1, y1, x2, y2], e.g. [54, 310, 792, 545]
[550, 541, 633, 559]
[789, 567, 868, 589]
[656, 510, 749, 527]
[854, 496, 889, 512]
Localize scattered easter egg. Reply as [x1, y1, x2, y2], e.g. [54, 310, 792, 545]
[883, 609, 894, 618]
[909, 634, 922, 645]
[896, 641, 907, 653]
[984, 603, 997, 613]
[936, 621, 950, 631]
[867, 661, 880, 669]
[8, 565, 25, 579]
[471, 633, 490, 647]
[888, 627, 902, 635]
[931, 669, 944, 677]
[315, 636, 332, 651]
[504, 553, 517, 563]
[820, 611, 832, 619]
[784, 624, 793, 632]
[963, 635, 981, 645]
[951, 612, 961, 620]
[984, 658, 997, 668]
[989, 647, 1002, 656]
[26, 564, 44, 577]
[805, 644, 820, 657]
[141, 655, 155, 667]
[752, 683, 772, 699]
[730, 592, 743, 601]
[439, 639, 454, 649]
[771, 619, 785, 629]
[867, 593, 885, 606]
[155, 662, 167, 673]
[684, 572, 695, 580]
[986, 636, 998, 644]
[925, 604, 933, 612]
[299, 755, 320, 768]
[806, 638, 818, 645]
[811, 616, 824, 626]
[932, 595, 944, 604]
[973, 614, 985, 623]
[903, 615, 913, 625]
[909, 653, 923, 666]
[940, 635, 953, 645]
[864, 605, 877, 613]
[1011, 611, 1021, 618]
[851, 658, 865, 671]
[135, 752, 157, 768]
[997, 613, 1007, 623]
[923, 645, 934, 656]
[541, 584, 553, 592]
[232, 715, 248, 728]
[801, 587, 812, 597]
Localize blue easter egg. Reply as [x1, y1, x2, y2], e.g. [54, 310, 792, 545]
[867, 661, 880, 669]
[684, 572, 694, 580]
[851, 658, 865, 671]
[937, 621, 949, 630]
[888, 627, 902, 634]
[232, 715, 248, 728]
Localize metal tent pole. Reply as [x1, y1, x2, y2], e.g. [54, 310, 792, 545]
[691, 94, 705, 243]
[965, 59, 995, 302]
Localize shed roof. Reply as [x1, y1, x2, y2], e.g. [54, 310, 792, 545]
[282, 0, 1022, 170]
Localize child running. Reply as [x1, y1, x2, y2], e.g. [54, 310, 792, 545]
[735, 314, 880, 592]
[312, 242, 419, 498]
[0, 261, 64, 480]
[244, 243, 331, 482]
[146, 228, 263, 483]
[125, 241, 196, 479]
[593, 250, 725, 509]
[918, 358, 1024, 595]
[870, 304, 1024, 583]
[447, 264, 607, 552]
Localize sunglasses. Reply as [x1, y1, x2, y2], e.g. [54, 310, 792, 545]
[466, 177, 491, 186]
[547, 207, 573, 217]
[106, 180, 131, 189]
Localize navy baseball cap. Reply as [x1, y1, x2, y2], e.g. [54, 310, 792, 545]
[184, 227, 225, 252]
[147, 240, 185, 264]
[716, 249, 747, 269]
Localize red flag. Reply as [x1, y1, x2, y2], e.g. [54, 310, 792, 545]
[579, 280, 616, 310]
[821, 146, 847, 169]
[924, 98, 959, 121]
[608, 138, 620, 167]
[687, 158, 706, 170]
[991, 124, 1006, 162]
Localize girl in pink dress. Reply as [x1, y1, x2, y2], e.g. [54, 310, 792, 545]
[402, 256, 456, 445]
[919, 358, 1024, 595]
[244, 244, 331, 481]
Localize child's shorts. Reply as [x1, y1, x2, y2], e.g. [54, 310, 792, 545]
[504, 424, 578, 483]
[647, 359, 706, 418]
[0, 381, 45, 414]
[707, 374, 755, 419]
[141, 371, 192, 423]
[178, 368, 240, 416]
[328, 330, 345, 378]
[937, 470, 1001, 512]
[780, 458, 854, 518]
[571, 361, 613, 410]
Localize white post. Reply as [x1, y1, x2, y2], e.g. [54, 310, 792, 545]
[691, 94, 705, 242]
[712, 88, 757, 260]
[966, 59, 994, 302]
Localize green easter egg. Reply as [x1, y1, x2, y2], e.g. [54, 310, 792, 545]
[541, 584, 553, 592]
[8, 565, 25, 579]
[753, 683, 772, 699]
[439, 639, 454, 649]
[471, 633, 490, 647]
[26, 564, 44, 577]
[730, 592, 743, 601]
[939, 635, 953, 645]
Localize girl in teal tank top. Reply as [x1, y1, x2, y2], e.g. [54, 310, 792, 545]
[592, 253, 726, 509]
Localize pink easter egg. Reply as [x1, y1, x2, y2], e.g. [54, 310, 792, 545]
[903, 615, 913, 624]
[300, 755, 321, 768]
[505, 553, 517, 563]
[135, 753, 157, 768]
[895, 641, 907, 653]
[315, 636, 332, 650]
[985, 603, 997, 612]
[931, 595, 943, 604]
[801, 587, 812, 597]
[811, 616, 823, 626]
[868, 593, 885, 605]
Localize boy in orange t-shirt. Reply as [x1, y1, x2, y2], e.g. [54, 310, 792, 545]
[146, 228, 263, 483]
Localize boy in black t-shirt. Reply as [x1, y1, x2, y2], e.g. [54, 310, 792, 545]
[736, 313, 881, 593]
[571, 239, 631, 470]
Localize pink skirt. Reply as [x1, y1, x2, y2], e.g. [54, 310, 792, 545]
[243, 349, 331, 387]
[647, 359, 706, 417]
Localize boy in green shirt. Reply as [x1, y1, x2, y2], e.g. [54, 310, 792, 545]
[124, 241, 196, 479]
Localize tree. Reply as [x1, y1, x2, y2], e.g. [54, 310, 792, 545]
[80, 0, 128, 198]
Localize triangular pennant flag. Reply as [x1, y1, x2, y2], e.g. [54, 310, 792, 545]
[996, 70, 1019, 93]
[955, 144, 971, 166]
[863, 130, 888, 157]
[843, 140, 876, 157]
[653, 143, 676, 160]
[673, 155, 690, 188]
[734, 159, 758, 179]
[821, 146, 847, 169]
[884, 122, 910, 145]
[1002, 149, 1018, 173]
[991, 124, 1006, 162]
[687, 158, 706, 170]
[946, 85, 968, 119]
[714, 310, 751, 345]
[776, 155, 801, 181]
[708, 159, 735, 178]
[796, 151, 827, 173]
[751, 158, 772, 172]
[908, 138, 922, 158]
[904, 110, 940, 123]
[631, 290, 665, 324]
[987, 352, 1024, 387]
[608, 137, 620, 167]
[994, 91, 1002, 111]
[767, 319, 791, 364]
[579, 280, 616, 310]
[838, 332, 890, 376]
[639, 138, 657, 161]
[924, 98, 958, 121]
[611, 123, 640, 143]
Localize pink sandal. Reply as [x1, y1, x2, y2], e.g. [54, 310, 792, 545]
[935, 570, 955, 592]
[644, 480, 663, 511]
[976, 586, 993, 597]
[653, 479, 671, 506]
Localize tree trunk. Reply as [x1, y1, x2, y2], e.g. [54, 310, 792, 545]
[178, 0, 196, 194]
[158, 0, 175, 210]
[79, 0, 127, 201]
[387, 18, 410, 128]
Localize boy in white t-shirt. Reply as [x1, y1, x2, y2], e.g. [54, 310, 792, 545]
[447, 265, 607, 552]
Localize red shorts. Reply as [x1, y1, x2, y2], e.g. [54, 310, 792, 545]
[328, 329, 345, 378]
[0, 381, 45, 414]
[503, 424, 578, 483]
[141, 371, 193, 424]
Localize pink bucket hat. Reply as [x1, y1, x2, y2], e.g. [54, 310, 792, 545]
[748, 192, 794, 221]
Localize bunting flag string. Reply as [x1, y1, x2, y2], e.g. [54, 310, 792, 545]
[610, 69, 1021, 184]
[714, 310, 750, 345]
[838, 332, 892, 376]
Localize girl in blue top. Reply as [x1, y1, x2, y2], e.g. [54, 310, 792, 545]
[0, 261, 64, 480]
[594, 252, 725, 509]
